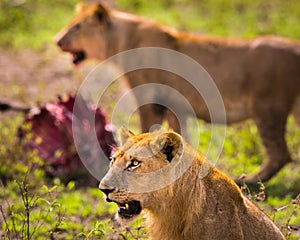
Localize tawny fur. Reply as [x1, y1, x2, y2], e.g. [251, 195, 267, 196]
[55, 2, 300, 183]
[100, 129, 285, 240]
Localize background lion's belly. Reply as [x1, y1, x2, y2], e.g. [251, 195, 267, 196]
[223, 97, 250, 123]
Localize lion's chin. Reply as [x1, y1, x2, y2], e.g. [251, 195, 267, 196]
[117, 201, 142, 220]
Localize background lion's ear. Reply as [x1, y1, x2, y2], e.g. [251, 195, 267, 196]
[75, 2, 87, 13]
[94, 3, 111, 23]
[153, 131, 183, 162]
[119, 127, 135, 146]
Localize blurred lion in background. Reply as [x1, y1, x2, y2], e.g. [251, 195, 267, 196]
[55, 2, 300, 183]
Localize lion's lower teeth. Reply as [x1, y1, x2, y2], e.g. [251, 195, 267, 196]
[125, 203, 129, 209]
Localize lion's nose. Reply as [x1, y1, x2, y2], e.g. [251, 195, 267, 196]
[56, 39, 64, 47]
[56, 37, 67, 48]
[99, 183, 115, 197]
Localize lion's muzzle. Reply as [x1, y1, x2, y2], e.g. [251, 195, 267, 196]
[99, 181, 142, 219]
[99, 182, 115, 202]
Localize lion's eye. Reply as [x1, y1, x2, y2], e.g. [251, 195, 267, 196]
[126, 159, 141, 171]
[70, 23, 80, 33]
[132, 160, 139, 166]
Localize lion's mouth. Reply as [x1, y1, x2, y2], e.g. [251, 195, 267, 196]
[117, 201, 142, 219]
[71, 50, 86, 65]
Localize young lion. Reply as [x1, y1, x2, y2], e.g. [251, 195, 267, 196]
[55, 2, 300, 183]
[99, 128, 285, 240]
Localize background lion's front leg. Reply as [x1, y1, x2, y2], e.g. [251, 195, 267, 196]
[138, 104, 165, 132]
[138, 105, 188, 138]
[164, 109, 189, 139]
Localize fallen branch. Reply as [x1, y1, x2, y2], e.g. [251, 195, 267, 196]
[0, 102, 30, 113]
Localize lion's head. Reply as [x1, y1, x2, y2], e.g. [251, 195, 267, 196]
[54, 2, 111, 65]
[99, 128, 184, 220]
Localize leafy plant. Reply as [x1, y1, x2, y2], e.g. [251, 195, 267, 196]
[0, 172, 61, 239]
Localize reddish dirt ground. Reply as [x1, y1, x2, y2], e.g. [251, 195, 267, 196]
[0, 47, 90, 107]
[0, 46, 125, 122]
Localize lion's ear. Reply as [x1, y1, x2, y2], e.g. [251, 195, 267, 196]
[94, 3, 110, 23]
[75, 2, 87, 13]
[119, 127, 135, 146]
[153, 131, 183, 162]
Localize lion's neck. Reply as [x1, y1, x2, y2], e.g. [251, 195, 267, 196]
[106, 12, 146, 57]
[147, 158, 207, 240]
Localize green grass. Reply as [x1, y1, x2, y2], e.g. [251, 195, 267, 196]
[1, 0, 300, 239]
[1, 0, 300, 50]
[0, 0, 78, 50]
[116, 0, 300, 39]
